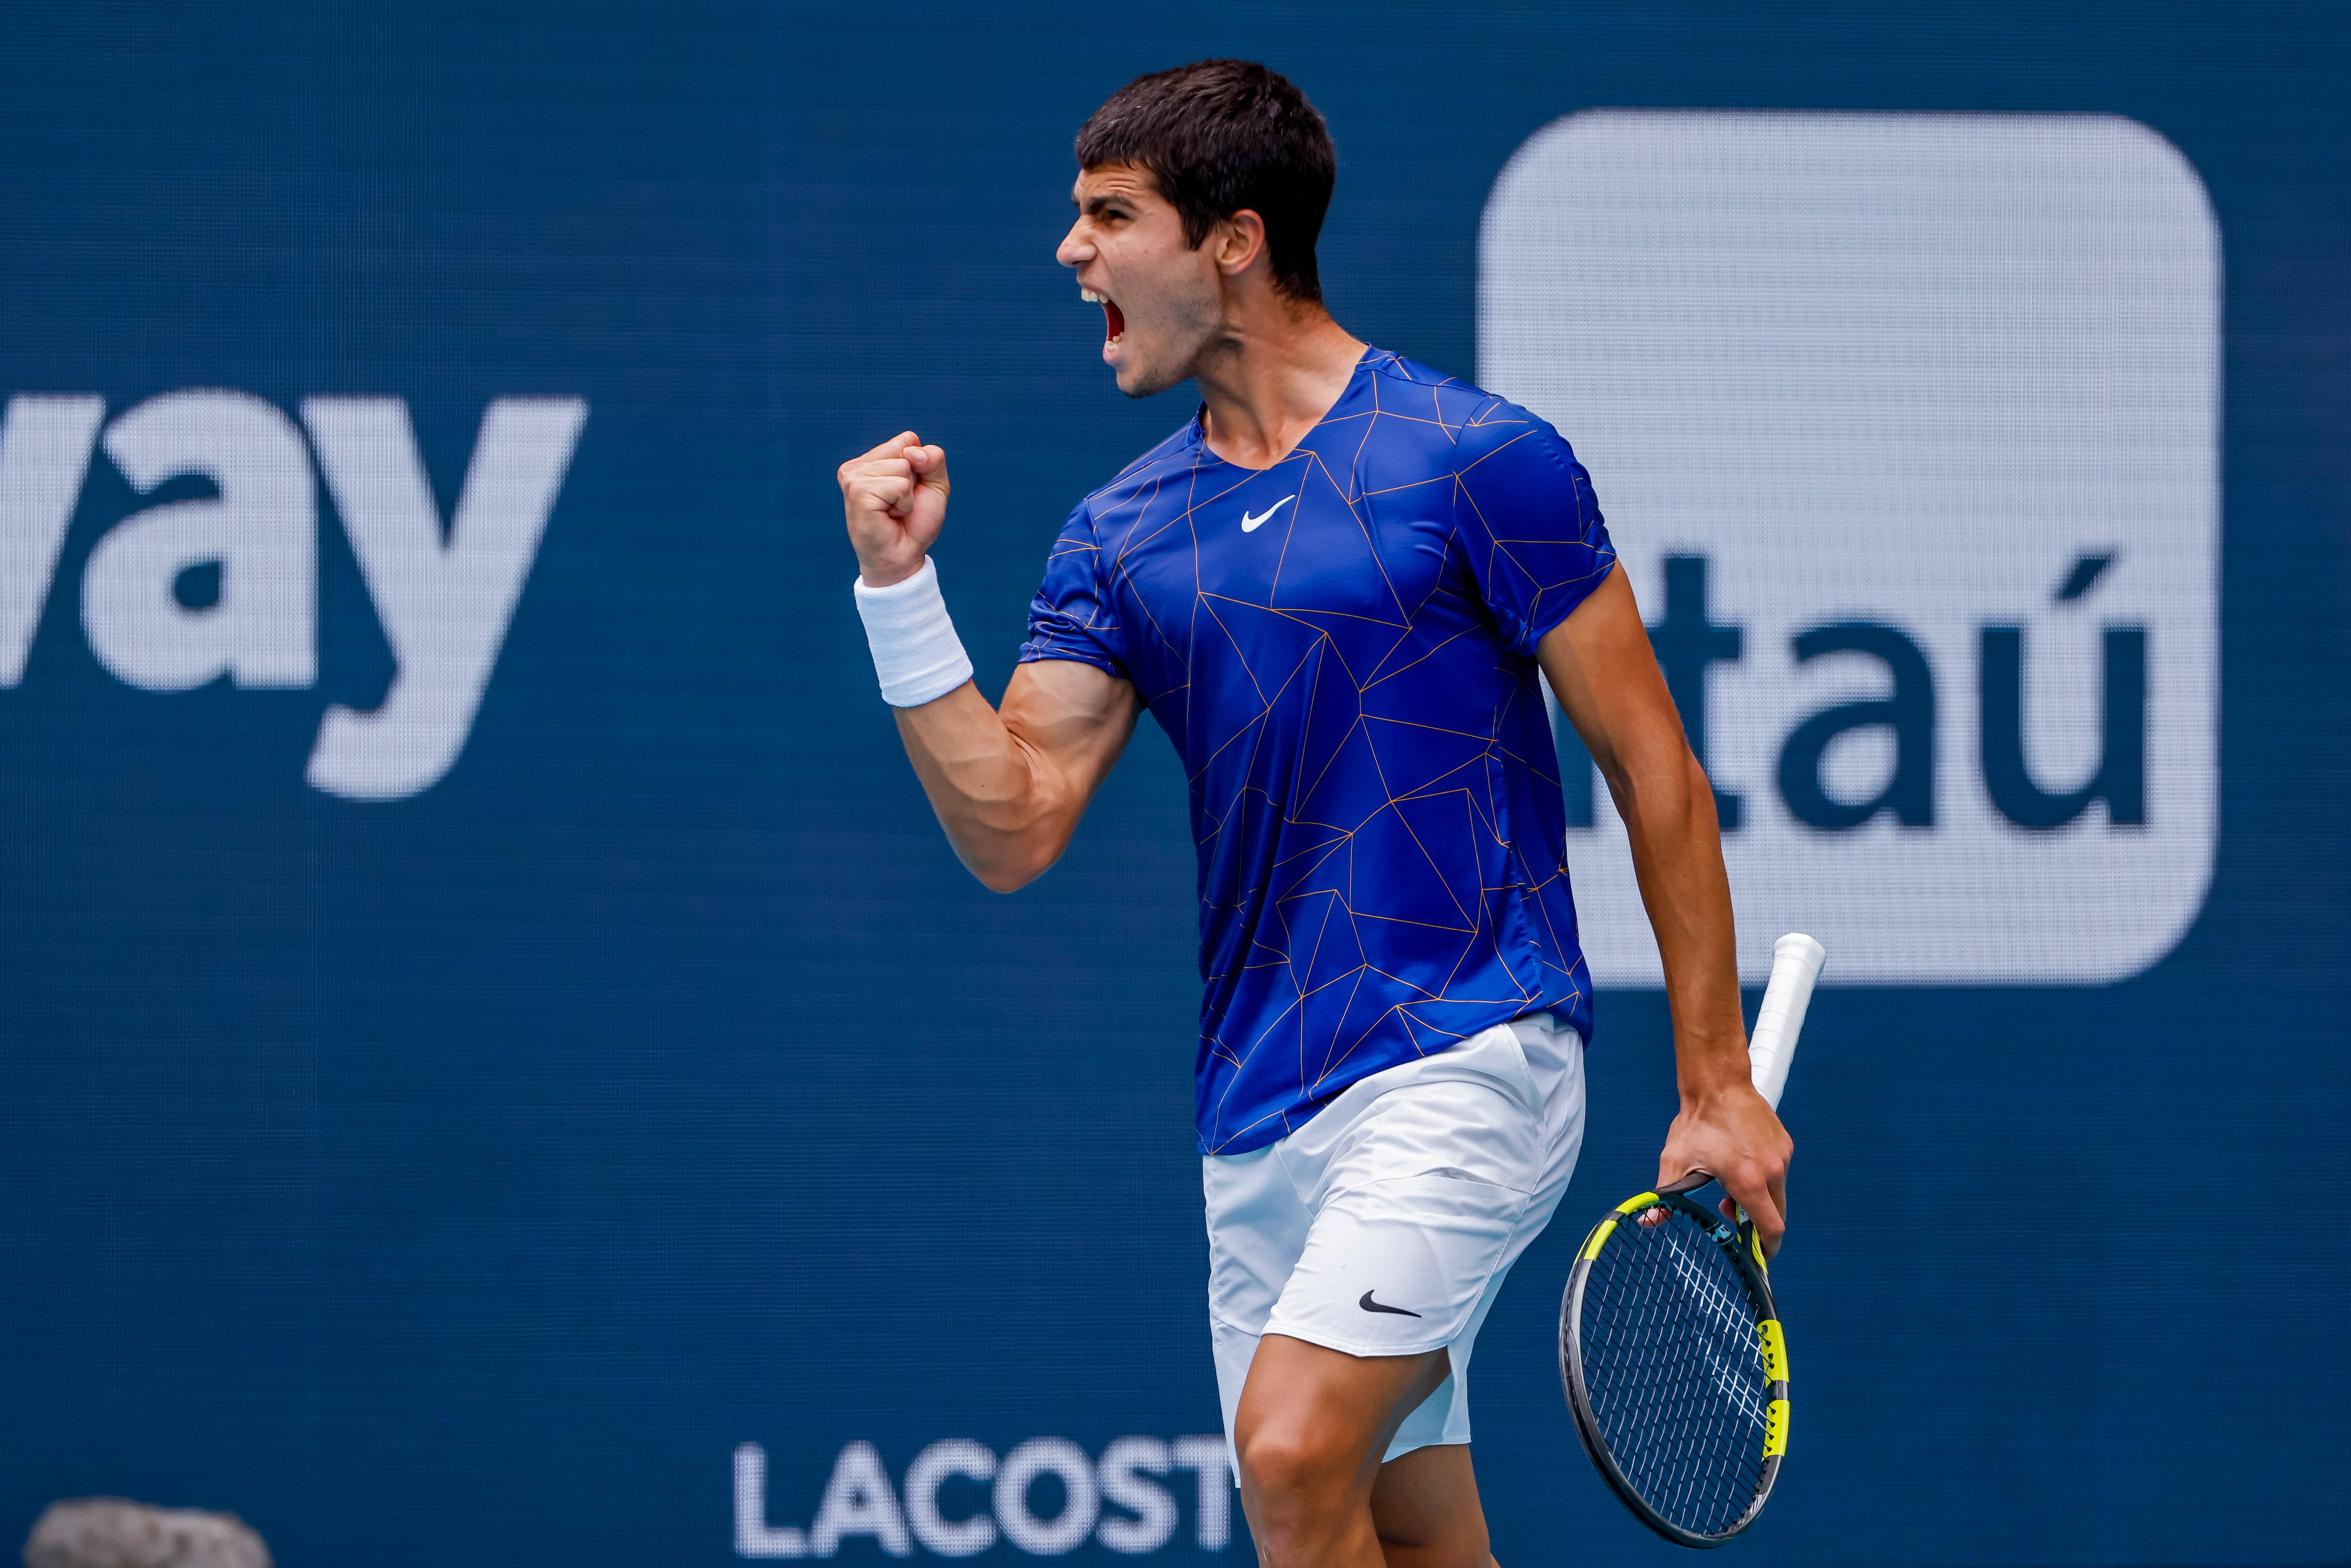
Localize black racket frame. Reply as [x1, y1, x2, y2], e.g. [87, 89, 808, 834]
[1558, 1171, 1784, 1549]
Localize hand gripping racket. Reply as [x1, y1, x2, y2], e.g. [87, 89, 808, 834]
[1559, 932, 1825, 1548]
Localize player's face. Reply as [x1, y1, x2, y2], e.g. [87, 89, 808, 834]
[1057, 164, 1225, 399]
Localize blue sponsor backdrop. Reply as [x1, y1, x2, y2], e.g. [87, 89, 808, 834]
[1, 3, 2346, 1564]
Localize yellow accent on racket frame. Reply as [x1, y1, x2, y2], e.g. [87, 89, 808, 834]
[1763, 1398, 1791, 1458]
[1758, 1317, 1789, 1383]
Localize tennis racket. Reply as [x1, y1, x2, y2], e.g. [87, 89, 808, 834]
[1558, 932, 1825, 1548]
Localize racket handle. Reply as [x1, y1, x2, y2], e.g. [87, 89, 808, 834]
[1748, 933, 1825, 1112]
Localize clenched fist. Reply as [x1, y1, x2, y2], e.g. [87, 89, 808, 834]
[838, 432, 950, 589]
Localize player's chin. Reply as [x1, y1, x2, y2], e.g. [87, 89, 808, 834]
[1110, 346, 1183, 400]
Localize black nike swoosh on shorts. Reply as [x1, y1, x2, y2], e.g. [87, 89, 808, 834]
[1358, 1291, 1423, 1318]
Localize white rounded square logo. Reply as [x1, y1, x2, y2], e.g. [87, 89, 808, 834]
[1479, 111, 2219, 984]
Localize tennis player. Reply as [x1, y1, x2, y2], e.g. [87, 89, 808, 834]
[837, 59, 1790, 1568]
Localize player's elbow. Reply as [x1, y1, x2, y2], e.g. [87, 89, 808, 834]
[941, 764, 1082, 892]
[955, 819, 1071, 894]
[972, 856, 1045, 895]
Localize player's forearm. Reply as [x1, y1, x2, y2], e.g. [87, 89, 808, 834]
[892, 685, 1080, 893]
[1603, 742, 1749, 1098]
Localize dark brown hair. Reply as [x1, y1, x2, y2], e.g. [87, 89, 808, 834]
[1074, 60, 1336, 304]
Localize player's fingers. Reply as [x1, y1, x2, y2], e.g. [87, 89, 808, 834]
[910, 443, 951, 492]
[837, 433, 922, 484]
[841, 469, 914, 517]
[1718, 1193, 1786, 1265]
[1710, 1153, 1782, 1248]
[849, 474, 914, 517]
[847, 464, 913, 500]
[1736, 1182, 1785, 1259]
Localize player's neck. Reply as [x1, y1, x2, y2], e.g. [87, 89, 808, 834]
[1192, 302, 1365, 472]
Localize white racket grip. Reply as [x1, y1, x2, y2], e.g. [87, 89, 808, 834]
[1748, 933, 1826, 1111]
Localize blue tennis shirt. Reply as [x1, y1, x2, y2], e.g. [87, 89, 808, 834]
[1019, 348, 1618, 1154]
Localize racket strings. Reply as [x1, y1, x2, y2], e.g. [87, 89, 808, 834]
[1577, 1207, 1772, 1537]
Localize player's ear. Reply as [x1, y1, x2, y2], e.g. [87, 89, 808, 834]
[1216, 209, 1269, 276]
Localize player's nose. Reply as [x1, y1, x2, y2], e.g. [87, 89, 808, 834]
[1056, 222, 1093, 268]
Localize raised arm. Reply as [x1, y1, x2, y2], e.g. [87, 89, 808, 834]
[839, 433, 1141, 892]
[1538, 563, 1794, 1254]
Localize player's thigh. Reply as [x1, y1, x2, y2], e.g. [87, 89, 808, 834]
[1234, 1334, 1450, 1494]
[1370, 1444, 1494, 1568]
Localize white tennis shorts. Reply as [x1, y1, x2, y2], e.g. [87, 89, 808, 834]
[1203, 1013, 1587, 1467]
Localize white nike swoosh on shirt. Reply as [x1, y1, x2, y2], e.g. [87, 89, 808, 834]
[1240, 495, 1296, 533]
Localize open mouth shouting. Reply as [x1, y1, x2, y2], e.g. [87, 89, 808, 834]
[1081, 287, 1126, 357]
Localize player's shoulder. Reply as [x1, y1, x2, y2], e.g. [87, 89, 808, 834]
[1355, 349, 1569, 470]
[1073, 417, 1207, 528]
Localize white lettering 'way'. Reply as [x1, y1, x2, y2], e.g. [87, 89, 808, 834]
[0, 390, 587, 802]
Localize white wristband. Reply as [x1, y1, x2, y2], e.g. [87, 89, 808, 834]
[853, 556, 974, 708]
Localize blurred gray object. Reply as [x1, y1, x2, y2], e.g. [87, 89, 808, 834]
[22, 1501, 269, 1568]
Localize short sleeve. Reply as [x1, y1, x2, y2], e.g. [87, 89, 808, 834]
[1017, 501, 1133, 680]
[1452, 403, 1618, 656]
